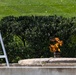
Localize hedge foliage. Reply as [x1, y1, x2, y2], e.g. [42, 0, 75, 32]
[0, 15, 76, 63]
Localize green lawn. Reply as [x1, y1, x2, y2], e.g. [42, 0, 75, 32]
[0, 0, 76, 19]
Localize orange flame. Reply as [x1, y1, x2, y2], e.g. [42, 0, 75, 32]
[49, 37, 63, 52]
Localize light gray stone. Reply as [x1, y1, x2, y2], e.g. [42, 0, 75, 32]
[18, 58, 50, 65]
[18, 58, 76, 66]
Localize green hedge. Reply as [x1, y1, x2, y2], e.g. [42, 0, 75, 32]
[0, 15, 76, 63]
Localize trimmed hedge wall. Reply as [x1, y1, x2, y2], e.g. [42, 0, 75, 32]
[0, 15, 76, 63]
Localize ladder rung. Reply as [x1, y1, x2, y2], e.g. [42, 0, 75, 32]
[0, 55, 6, 58]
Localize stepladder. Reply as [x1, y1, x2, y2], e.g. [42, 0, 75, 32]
[0, 32, 9, 67]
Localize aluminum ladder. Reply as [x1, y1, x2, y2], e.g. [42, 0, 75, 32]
[0, 33, 9, 67]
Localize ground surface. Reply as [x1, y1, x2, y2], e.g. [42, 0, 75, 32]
[0, 0, 76, 19]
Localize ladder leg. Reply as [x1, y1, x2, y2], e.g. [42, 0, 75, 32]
[5, 57, 9, 67]
[0, 33, 9, 67]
